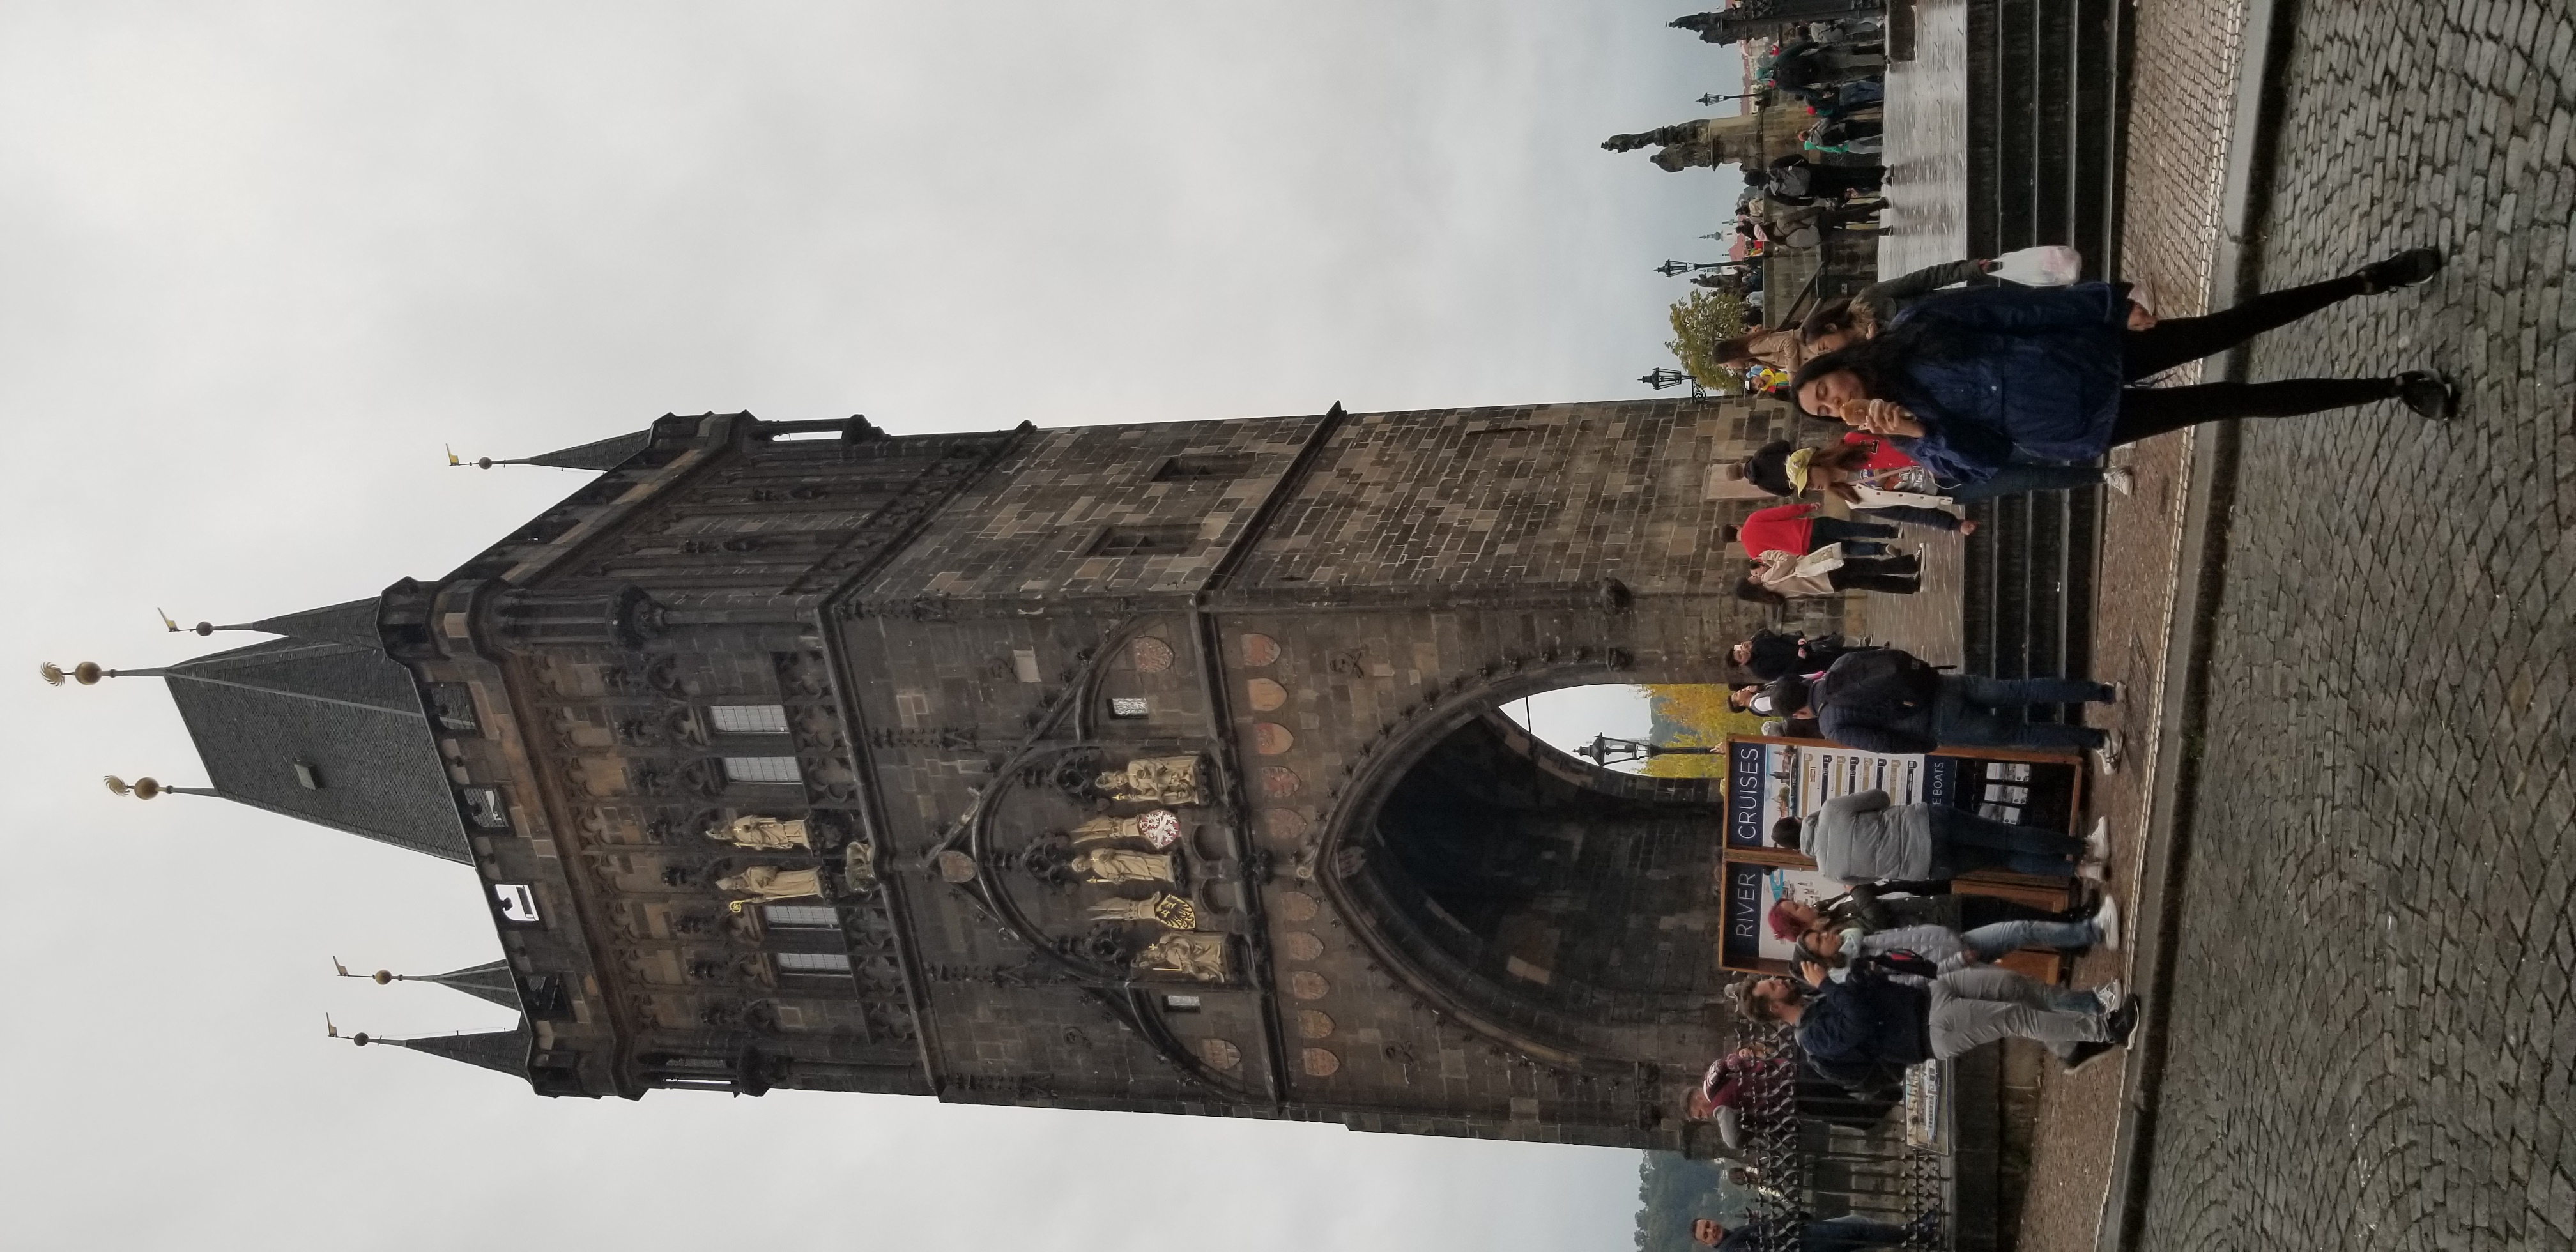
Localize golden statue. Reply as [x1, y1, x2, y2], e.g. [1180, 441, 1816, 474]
[715, 865, 824, 911]
[706, 814, 811, 850]
[1094, 756, 1206, 806]
[1138, 931, 1231, 982]
[1088, 891, 1197, 929]
[1070, 807, 1182, 848]
[1069, 847, 1177, 885]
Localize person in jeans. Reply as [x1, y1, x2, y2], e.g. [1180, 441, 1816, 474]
[1727, 501, 1928, 560]
[1772, 790, 2108, 882]
[1738, 963, 2139, 1083]
[1768, 646, 2129, 773]
[1794, 899, 2118, 984]
[1767, 883, 2096, 938]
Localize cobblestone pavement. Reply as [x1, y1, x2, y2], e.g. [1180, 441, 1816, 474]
[2122, 1, 2576, 1249]
[2007, 0, 2256, 1245]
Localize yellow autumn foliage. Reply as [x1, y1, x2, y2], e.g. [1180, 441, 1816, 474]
[1639, 684, 1768, 778]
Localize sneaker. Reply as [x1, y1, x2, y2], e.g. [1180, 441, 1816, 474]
[2102, 466, 2135, 496]
[2106, 995, 2143, 1043]
[2093, 979, 2125, 1011]
[2358, 245, 2443, 293]
[2109, 679, 2129, 705]
[2395, 370, 2458, 421]
[2092, 893, 2121, 952]
[2083, 816, 2113, 863]
[2060, 1039, 2118, 1074]
[2078, 857, 2109, 883]
[2094, 729, 2125, 775]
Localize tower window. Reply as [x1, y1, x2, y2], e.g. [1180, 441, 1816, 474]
[721, 756, 803, 785]
[762, 904, 839, 929]
[1154, 454, 1255, 483]
[775, 951, 853, 975]
[1089, 527, 1193, 559]
[709, 704, 790, 735]
[1108, 697, 1151, 719]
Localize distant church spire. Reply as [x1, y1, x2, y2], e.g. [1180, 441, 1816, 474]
[446, 429, 650, 473]
[328, 1014, 533, 1080]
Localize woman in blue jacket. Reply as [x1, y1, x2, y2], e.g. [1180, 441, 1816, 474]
[1786, 250, 2453, 487]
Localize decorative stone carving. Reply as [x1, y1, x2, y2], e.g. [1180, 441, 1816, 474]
[715, 866, 824, 911]
[1296, 1009, 1335, 1039]
[1281, 931, 1325, 961]
[841, 838, 878, 892]
[1257, 767, 1300, 799]
[936, 850, 978, 883]
[1239, 633, 1280, 666]
[1088, 892, 1198, 929]
[1136, 931, 1231, 981]
[1130, 636, 1176, 673]
[1260, 809, 1308, 846]
[1094, 755, 1206, 806]
[1245, 678, 1288, 711]
[1068, 847, 1178, 885]
[1289, 971, 1330, 1000]
[706, 815, 811, 850]
[1275, 890, 1319, 922]
[1070, 808, 1182, 849]
[1301, 1047, 1340, 1077]
[1198, 1038, 1243, 1071]
[1252, 724, 1295, 755]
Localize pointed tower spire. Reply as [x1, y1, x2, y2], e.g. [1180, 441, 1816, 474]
[334, 957, 522, 1011]
[447, 429, 650, 472]
[331, 1014, 533, 1081]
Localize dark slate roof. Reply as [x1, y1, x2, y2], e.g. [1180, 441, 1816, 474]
[165, 637, 471, 862]
[525, 430, 650, 471]
[382, 1018, 531, 1081]
[248, 598, 385, 652]
[414, 959, 523, 1011]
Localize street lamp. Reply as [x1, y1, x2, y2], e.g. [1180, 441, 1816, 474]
[1639, 367, 1699, 392]
[1699, 92, 1759, 106]
[1575, 733, 1726, 770]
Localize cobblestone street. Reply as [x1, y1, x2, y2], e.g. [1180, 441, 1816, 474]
[2117, 0, 2576, 1248]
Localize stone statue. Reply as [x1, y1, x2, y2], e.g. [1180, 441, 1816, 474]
[715, 865, 824, 908]
[841, 837, 878, 892]
[1094, 756, 1206, 806]
[706, 814, 811, 850]
[1088, 891, 1198, 930]
[1602, 116, 1768, 171]
[1069, 847, 1179, 885]
[1137, 931, 1232, 982]
[1070, 807, 1183, 848]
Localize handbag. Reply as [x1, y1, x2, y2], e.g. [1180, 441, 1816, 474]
[1988, 245, 2085, 286]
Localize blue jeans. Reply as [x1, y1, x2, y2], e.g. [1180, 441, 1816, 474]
[1945, 462, 2105, 503]
[1931, 675, 2111, 752]
[1927, 805, 2088, 878]
[1802, 1216, 1914, 1251]
[1964, 919, 2100, 957]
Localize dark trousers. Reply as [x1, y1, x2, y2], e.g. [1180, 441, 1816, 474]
[1927, 805, 2089, 878]
[2110, 272, 2396, 445]
[1827, 558, 1920, 595]
[1809, 516, 1898, 551]
[1931, 675, 2112, 752]
[1800, 1216, 1917, 1251]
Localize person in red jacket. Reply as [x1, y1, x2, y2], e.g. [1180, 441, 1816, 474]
[1726, 501, 1931, 560]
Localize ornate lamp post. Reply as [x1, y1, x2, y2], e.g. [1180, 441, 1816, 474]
[1574, 733, 1726, 770]
[1639, 368, 1703, 395]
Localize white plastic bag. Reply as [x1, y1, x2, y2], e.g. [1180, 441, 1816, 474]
[1988, 244, 2085, 286]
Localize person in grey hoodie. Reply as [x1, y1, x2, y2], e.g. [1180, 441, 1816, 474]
[1776, 790, 2106, 881]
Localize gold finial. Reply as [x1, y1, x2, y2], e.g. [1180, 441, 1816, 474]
[446, 444, 500, 470]
[333, 957, 399, 984]
[325, 1015, 373, 1046]
[41, 662, 104, 687]
[157, 609, 218, 636]
[103, 775, 164, 799]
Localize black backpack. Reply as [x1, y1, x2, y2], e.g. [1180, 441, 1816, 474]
[1819, 648, 1941, 717]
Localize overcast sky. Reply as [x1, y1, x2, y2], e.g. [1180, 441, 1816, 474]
[0, 5, 1742, 1249]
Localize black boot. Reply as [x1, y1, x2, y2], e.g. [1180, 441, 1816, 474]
[2395, 370, 2457, 420]
[2358, 247, 2443, 294]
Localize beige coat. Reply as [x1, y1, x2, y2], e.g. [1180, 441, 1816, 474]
[1753, 544, 1847, 598]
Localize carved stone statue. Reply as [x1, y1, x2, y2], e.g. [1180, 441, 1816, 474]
[707, 814, 811, 850]
[1070, 808, 1183, 848]
[1137, 931, 1232, 982]
[1602, 115, 1768, 171]
[715, 865, 824, 906]
[841, 837, 878, 891]
[1094, 756, 1206, 807]
[1068, 847, 1178, 885]
[1087, 891, 1198, 930]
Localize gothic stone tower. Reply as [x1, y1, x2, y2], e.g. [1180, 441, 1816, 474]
[121, 397, 1837, 1155]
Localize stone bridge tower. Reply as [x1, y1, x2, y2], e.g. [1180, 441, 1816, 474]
[88, 396, 1831, 1156]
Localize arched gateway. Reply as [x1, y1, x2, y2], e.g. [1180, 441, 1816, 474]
[80, 397, 1844, 1155]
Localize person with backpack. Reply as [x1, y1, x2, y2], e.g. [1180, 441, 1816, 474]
[1730, 629, 1863, 682]
[1767, 883, 2097, 938]
[1772, 788, 2109, 882]
[1738, 959, 2139, 1078]
[1793, 905, 2117, 986]
[1768, 646, 2128, 772]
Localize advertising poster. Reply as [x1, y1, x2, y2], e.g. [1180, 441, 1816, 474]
[1718, 860, 1848, 970]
